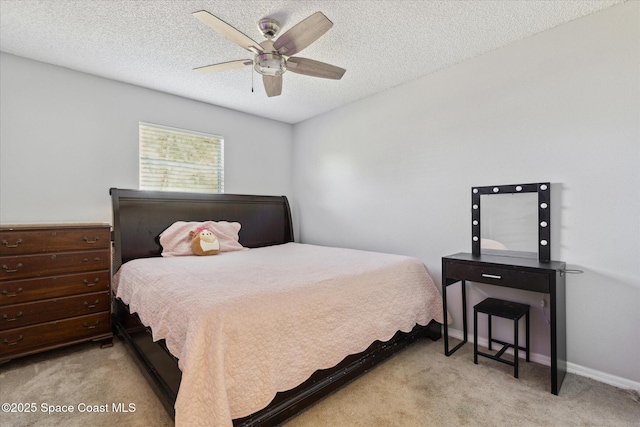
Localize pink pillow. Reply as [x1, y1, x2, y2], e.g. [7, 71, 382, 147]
[159, 221, 245, 256]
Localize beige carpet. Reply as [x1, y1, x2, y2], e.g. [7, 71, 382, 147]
[1, 336, 638, 426]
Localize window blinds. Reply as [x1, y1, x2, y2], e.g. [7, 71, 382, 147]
[139, 122, 224, 193]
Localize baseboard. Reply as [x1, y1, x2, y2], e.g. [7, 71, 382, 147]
[446, 328, 640, 392]
[566, 361, 640, 392]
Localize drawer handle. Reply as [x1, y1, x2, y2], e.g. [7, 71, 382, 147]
[84, 300, 100, 309]
[2, 335, 24, 346]
[1, 239, 23, 248]
[1, 288, 23, 297]
[82, 258, 102, 263]
[2, 311, 23, 322]
[84, 236, 100, 244]
[83, 278, 99, 287]
[2, 263, 23, 273]
[482, 273, 502, 279]
[83, 320, 100, 329]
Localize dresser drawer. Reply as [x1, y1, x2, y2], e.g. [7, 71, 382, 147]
[0, 291, 110, 331]
[0, 312, 111, 359]
[445, 261, 550, 293]
[0, 227, 110, 256]
[0, 271, 110, 306]
[0, 250, 109, 281]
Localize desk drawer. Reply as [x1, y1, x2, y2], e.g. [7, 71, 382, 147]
[446, 261, 549, 293]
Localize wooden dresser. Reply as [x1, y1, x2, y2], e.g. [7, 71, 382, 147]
[0, 224, 113, 363]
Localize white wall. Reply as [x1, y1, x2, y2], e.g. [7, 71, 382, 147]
[292, 2, 639, 386]
[0, 53, 293, 224]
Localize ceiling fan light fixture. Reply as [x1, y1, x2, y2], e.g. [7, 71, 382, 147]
[254, 53, 287, 76]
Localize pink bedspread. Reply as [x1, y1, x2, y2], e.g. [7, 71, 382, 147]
[113, 243, 443, 426]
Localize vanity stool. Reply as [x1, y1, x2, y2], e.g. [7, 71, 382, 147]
[474, 297, 530, 378]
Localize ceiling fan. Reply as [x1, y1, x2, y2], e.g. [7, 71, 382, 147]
[192, 10, 346, 97]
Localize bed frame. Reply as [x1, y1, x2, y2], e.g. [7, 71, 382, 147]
[110, 188, 441, 426]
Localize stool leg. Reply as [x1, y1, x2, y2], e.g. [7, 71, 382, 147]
[514, 317, 519, 378]
[488, 314, 492, 351]
[474, 308, 478, 364]
[526, 310, 530, 362]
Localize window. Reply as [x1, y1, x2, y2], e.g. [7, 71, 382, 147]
[139, 122, 224, 193]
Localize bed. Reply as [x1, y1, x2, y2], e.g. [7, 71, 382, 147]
[109, 188, 443, 426]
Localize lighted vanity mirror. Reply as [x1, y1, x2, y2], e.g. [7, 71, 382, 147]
[471, 182, 551, 262]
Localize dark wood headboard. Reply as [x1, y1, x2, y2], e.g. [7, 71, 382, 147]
[110, 188, 294, 271]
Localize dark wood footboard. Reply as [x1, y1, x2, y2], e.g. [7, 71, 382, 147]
[113, 298, 440, 426]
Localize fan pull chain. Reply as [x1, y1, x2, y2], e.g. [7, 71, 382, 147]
[251, 66, 254, 93]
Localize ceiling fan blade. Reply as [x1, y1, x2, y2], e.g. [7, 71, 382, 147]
[263, 75, 283, 97]
[273, 12, 333, 57]
[193, 11, 263, 54]
[193, 60, 253, 73]
[286, 57, 346, 80]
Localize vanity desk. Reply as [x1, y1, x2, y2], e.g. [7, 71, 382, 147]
[442, 252, 566, 394]
[444, 182, 567, 395]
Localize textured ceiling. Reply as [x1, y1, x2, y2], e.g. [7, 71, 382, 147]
[0, 0, 625, 124]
